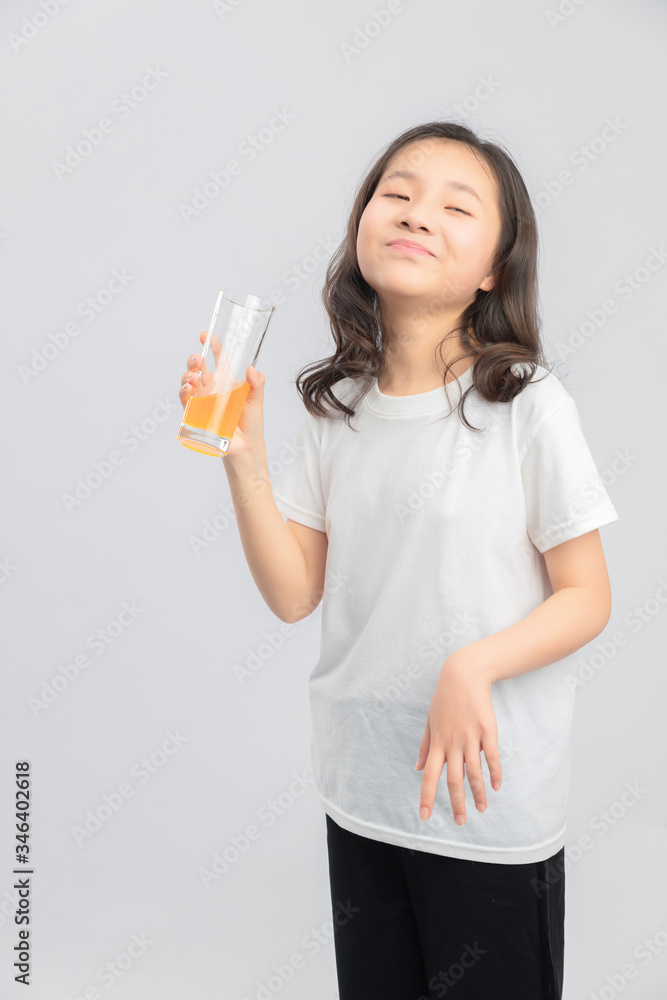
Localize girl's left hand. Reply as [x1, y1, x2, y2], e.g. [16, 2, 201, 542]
[415, 650, 502, 825]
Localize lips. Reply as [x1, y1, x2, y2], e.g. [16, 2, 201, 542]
[387, 239, 435, 257]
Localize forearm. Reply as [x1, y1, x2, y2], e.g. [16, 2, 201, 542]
[465, 587, 612, 684]
[223, 449, 311, 624]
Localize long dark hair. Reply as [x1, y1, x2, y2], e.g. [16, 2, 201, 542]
[295, 120, 555, 431]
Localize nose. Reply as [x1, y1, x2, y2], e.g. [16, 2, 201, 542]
[397, 209, 433, 234]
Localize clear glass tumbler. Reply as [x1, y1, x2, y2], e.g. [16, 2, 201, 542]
[177, 289, 275, 457]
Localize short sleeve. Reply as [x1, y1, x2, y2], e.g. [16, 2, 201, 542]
[521, 396, 619, 554]
[272, 411, 327, 533]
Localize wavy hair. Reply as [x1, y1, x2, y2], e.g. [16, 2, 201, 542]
[294, 120, 555, 431]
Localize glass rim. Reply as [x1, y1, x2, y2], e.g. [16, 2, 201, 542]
[219, 288, 275, 312]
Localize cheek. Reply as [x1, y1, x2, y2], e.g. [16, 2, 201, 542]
[356, 214, 377, 267]
[448, 230, 492, 280]
[455, 224, 494, 259]
[360, 199, 386, 234]
[357, 202, 387, 254]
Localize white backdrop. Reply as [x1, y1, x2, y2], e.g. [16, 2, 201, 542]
[1, 1, 665, 998]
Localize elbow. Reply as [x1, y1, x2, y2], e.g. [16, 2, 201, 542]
[280, 606, 315, 625]
[589, 585, 613, 637]
[275, 600, 307, 626]
[279, 610, 301, 625]
[281, 589, 323, 625]
[272, 601, 301, 625]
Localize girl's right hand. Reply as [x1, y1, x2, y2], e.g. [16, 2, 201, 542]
[179, 330, 267, 464]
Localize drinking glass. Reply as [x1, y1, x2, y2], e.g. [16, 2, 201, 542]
[177, 289, 275, 457]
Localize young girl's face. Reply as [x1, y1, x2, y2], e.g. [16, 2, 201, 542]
[356, 139, 503, 317]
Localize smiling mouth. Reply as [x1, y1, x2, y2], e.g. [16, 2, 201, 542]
[387, 242, 434, 257]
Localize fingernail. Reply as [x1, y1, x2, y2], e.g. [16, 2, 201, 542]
[414, 760, 420, 771]
[477, 803, 486, 812]
[420, 807, 429, 820]
[455, 814, 465, 825]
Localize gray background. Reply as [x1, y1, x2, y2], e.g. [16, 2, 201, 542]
[1, 0, 665, 997]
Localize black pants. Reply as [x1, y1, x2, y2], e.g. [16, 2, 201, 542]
[326, 813, 565, 999]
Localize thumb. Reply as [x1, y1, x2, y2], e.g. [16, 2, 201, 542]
[247, 364, 264, 391]
[236, 364, 266, 443]
[244, 365, 266, 414]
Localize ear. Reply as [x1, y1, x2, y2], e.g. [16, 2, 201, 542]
[479, 272, 496, 293]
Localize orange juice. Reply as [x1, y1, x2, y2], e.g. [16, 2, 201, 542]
[178, 382, 250, 456]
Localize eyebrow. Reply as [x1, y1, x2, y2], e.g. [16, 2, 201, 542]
[380, 169, 482, 204]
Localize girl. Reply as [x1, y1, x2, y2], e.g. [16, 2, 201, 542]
[179, 121, 619, 1000]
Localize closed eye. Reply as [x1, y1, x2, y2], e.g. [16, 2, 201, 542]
[383, 194, 470, 215]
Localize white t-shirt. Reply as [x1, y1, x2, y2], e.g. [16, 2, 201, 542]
[272, 364, 619, 864]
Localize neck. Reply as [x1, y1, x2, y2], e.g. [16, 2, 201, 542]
[378, 327, 475, 395]
[376, 298, 478, 394]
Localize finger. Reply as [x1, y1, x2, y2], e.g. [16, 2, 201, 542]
[179, 380, 194, 409]
[192, 336, 216, 388]
[198, 333, 235, 389]
[463, 742, 487, 813]
[186, 353, 204, 378]
[208, 332, 236, 385]
[415, 718, 431, 772]
[202, 330, 233, 372]
[419, 748, 445, 821]
[194, 343, 215, 390]
[445, 749, 467, 825]
[182, 365, 202, 404]
[482, 733, 502, 792]
[207, 330, 222, 362]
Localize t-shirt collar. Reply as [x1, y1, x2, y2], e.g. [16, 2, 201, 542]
[363, 365, 475, 417]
